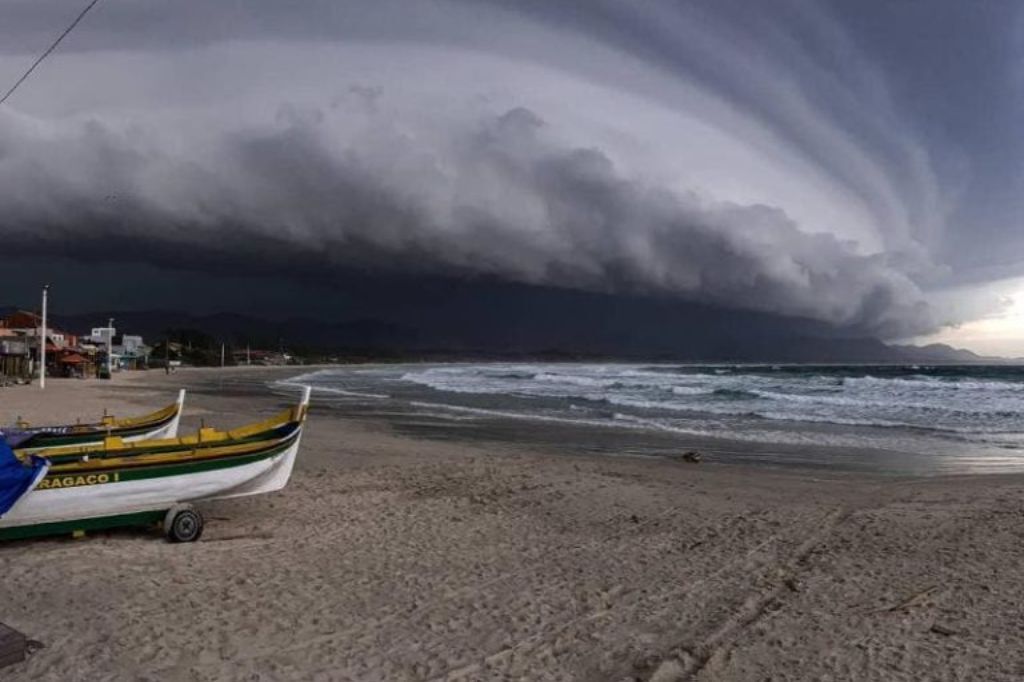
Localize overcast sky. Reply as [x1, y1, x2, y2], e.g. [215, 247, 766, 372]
[0, 1, 1021, 354]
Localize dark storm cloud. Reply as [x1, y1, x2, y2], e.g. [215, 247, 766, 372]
[0, 0, 1021, 340]
[0, 103, 932, 336]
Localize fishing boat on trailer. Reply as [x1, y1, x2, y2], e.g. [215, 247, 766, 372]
[0, 387, 311, 542]
[1, 390, 187, 453]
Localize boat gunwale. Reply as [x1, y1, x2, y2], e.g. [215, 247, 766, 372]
[43, 421, 303, 475]
[15, 397, 181, 435]
[25, 403, 299, 459]
[7, 392, 186, 450]
[39, 421, 297, 467]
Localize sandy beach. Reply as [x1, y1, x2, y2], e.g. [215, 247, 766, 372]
[2, 367, 1023, 681]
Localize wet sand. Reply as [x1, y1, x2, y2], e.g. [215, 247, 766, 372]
[2, 368, 1023, 680]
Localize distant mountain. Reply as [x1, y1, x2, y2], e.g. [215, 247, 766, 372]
[889, 343, 988, 364]
[5, 301, 1007, 364]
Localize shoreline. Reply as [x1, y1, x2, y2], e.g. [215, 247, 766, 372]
[283, 363, 1024, 477]
[235, 363, 1024, 478]
[2, 369, 1024, 679]
[6, 364, 1021, 484]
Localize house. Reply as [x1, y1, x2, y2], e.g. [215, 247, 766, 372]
[87, 326, 115, 344]
[0, 310, 78, 378]
[82, 326, 150, 371]
[0, 310, 42, 333]
[56, 350, 98, 379]
[2, 309, 152, 378]
[0, 311, 75, 347]
[0, 331, 30, 380]
[112, 334, 151, 370]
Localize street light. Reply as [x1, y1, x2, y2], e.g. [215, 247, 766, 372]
[106, 317, 115, 377]
[39, 284, 49, 390]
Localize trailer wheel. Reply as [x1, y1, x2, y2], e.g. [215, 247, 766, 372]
[164, 505, 204, 543]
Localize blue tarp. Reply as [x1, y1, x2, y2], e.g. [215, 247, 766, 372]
[0, 428, 36, 448]
[0, 437, 48, 517]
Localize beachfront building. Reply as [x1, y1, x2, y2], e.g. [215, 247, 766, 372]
[1, 311, 76, 347]
[84, 326, 151, 371]
[87, 326, 115, 345]
[1, 310, 149, 379]
[0, 330, 30, 381]
[0, 310, 81, 380]
[112, 334, 151, 370]
[55, 350, 98, 379]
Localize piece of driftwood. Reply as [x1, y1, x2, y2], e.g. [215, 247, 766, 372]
[870, 585, 940, 614]
[0, 622, 27, 669]
[930, 623, 959, 637]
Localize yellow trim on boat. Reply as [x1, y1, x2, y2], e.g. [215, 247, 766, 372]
[47, 433, 293, 473]
[35, 406, 296, 460]
[111, 400, 180, 428]
[14, 398, 181, 432]
[38, 404, 306, 473]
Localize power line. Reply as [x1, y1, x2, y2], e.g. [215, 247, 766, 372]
[0, 0, 103, 106]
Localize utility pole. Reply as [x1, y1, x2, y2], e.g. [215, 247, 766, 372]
[220, 342, 225, 368]
[107, 317, 115, 377]
[39, 284, 48, 389]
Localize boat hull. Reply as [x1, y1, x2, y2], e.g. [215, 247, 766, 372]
[9, 390, 185, 453]
[0, 432, 301, 540]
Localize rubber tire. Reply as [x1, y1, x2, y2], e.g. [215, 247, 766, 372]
[166, 508, 204, 543]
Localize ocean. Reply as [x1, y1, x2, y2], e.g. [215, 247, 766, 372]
[276, 363, 1024, 475]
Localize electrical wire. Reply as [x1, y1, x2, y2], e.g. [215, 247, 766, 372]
[0, 0, 103, 106]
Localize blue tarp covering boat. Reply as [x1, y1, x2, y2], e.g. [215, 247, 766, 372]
[0, 438, 48, 517]
[0, 429, 36, 449]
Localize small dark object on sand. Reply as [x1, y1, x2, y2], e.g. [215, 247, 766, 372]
[930, 623, 959, 637]
[681, 451, 702, 463]
[630, 514, 641, 524]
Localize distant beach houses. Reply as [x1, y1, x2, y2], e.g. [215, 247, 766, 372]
[0, 310, 150, 382]
[1, 308, 300, 384]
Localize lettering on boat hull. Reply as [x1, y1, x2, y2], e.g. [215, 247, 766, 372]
[36, 473, 120, 490]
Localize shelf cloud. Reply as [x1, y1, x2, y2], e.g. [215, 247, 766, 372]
[1, 0, 1021, 341]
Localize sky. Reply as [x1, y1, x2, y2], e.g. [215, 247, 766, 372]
[0, 0, 1021, 355]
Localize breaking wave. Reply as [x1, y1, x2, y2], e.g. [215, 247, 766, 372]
[294, 362, 1024, 460]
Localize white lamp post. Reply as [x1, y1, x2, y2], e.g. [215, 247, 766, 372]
[107, 317, 115, 376]
[39, 284, 49, 389]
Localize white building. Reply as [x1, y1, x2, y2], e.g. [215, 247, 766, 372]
[88, 327, 116, 344]
[118, 335, 145, 353]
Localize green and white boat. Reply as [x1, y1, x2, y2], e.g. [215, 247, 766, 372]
[0, 387, 310, 542]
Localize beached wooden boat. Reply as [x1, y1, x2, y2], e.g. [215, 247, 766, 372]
[1, 390, 186, 453]
[0, 388, 310, 542]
